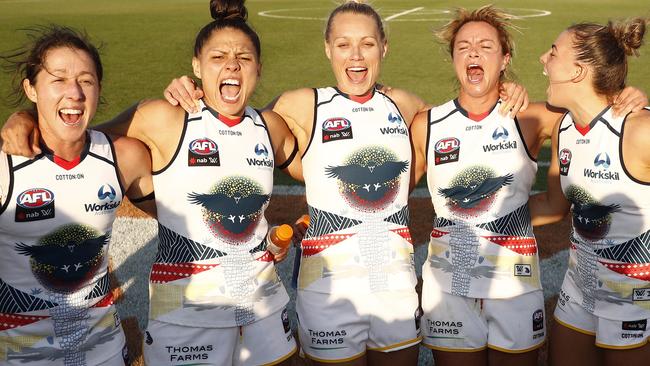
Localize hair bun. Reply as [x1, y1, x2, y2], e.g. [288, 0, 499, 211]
[609, 18, 647, 56]
[210, 0, 248, 21]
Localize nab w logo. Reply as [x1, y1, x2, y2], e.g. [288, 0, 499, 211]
[254, 143, 269, 157]
[633, 288, 650, 301]
[388, 112, 402, 124]
[594, 152, 611, 169]
[98, 184, 116, 201]
[492, 126, 509, 140]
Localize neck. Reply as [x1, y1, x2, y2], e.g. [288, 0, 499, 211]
[40, 131, 86, 161]
[458, 89, 499, 115]
[566, 93, 610, 127]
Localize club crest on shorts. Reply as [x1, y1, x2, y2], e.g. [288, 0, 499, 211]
[532, 309, 544, 331]
[15, 188, 55, 222]
[322, 117, 353, 143]
[188, 138, 220, 166]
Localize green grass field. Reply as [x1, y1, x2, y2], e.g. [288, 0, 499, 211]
[1, 0, 648, 189]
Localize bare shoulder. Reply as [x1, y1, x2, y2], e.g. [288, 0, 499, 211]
[625, 109, 650, 144]
[110, 134, 150, 163]
[275, 88, 314, 109]
[384, 87, 427, 125]
[136, 99, 185, 125]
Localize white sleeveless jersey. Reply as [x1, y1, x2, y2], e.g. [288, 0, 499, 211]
[151, 100, 288, 327]
[299, 87, 416, 294]
[423, 99, 540, 299]
[0, 130, 126, 366]
[558, 106, 650, 320]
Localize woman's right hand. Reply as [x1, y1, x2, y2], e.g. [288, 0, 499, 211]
[163, 76, 204, 114]
[1, 111, 41, 158]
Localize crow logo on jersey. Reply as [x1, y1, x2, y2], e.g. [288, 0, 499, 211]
[188, 138, 220, 166]
[325, 146, 408, 212]
[15, 188, 55, 222]
[434, 137, 460, 165]
[322, 118, 353, 143]
[559, 148, 572, 176]
[566, 185, 620, 241]
[15, 224, 107, 293]
[439, 166, 513, 218]
[188, 176, 269, 244]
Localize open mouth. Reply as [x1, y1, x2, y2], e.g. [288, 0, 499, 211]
[59, 108, 84, 126]
[466, 64, 484, 84]
[220, 78, 241, 103]
[346, 67, 368, 83]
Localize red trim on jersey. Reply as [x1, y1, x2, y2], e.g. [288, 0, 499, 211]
[0, 312, 49, 331]
[301, 233, 355, 257]
[349, 92, 373, 104]
[600, 261, 650, 281]
[390, 227, 413, 244]
[468, 110, 490, 122]
[53, 155, 81, 170]
[574, 122, 591, 136]
[92, 292, 115, 308]
[256, 251, 275, 262]
[482, 236, 538, 255]
[149, 262, 219, 283]
[217, 113, 243, 127]
[431, 228, 449, 238]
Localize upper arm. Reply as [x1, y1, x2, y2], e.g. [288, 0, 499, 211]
[622, 110, 650, 181]
[111, 134, 153, 199]
[386, 88, 429, 127]
[101, 99, 185, 171]
[268, 88, 314, 153]
[516, 102, 566, 158]
[262, 109, 303, 181]
[410, 110, 429, 190]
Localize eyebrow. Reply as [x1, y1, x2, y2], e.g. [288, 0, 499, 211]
[45, 68, 96, 78]
[456, 39, 496, 45]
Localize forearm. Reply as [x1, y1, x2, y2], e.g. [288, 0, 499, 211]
[529, 192, 569, 226]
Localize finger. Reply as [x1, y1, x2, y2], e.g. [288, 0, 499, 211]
[31, 127, 42, 156]
[164, 89, 180, 106]
[509, 91, 526, 118]
[170, 89, 196, 114]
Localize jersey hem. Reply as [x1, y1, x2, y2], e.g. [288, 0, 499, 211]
[367, 336, 422, 352]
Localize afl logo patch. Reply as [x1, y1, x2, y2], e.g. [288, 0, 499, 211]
[322, 117, 353, 143]
[15, 188, 55, 222]
[559, 148, 572, 176]
[434, 137, 460, 165]
[188, 138, 220, 166]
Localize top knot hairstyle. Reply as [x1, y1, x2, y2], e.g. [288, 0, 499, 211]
[325, 0, 386, 42]
[0, 24, 102, 107]
[569, 18, 648, 97]
[194, 0, 261, 58]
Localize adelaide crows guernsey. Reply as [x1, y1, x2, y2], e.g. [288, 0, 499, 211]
[299, 87, 416, 294]
[0, 130, 126, 366]
[151, 100, 288, 327]
[424, 99, 541, 299]
[557, 106, 650, 320]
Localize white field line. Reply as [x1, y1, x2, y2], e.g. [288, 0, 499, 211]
[384, 7, 424, 21]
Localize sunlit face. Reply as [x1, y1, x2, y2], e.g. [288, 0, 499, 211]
[539, 30, 582, 108]
[23, 47, 100, 144]
[192, 27, 261, 118]
[325, 12, 387, 96]
[453, 21, 510, 99]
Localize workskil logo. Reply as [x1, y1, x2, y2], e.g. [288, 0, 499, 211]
[15, 188, 55, 222]
[381, 112, 407, 136]
[322, 117, 353, 143]
[247, 143, 273, 168]
[97, 184, 116, 201]
[484, 126, 516, 152]
[559, 148, 572, 176]
[584, 152, 619, 181]
[188, 138, 220, 166]
[434, 137, 460, 165]
[86, 184, 121, 213]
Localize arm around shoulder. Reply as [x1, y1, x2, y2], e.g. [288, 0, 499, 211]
[385, 88, 429, 127]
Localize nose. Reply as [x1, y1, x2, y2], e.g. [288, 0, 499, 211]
[539, 50, 549, 65]
[225, 57, 241, 71]
[350, 44, 363, 61]
[66, 80, 85, 101]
